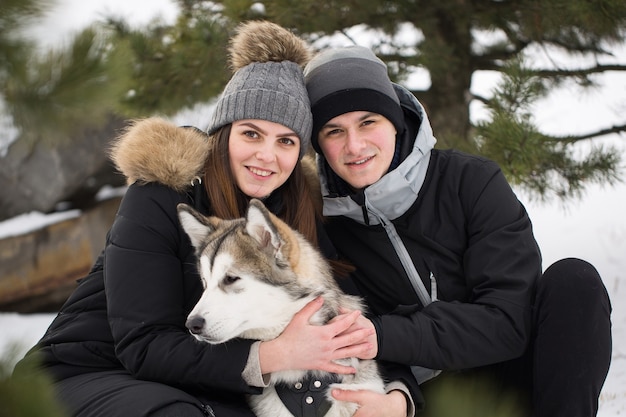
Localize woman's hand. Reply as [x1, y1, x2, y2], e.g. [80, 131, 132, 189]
[332, 389, 408, 417]
[259, 297, 375, 375]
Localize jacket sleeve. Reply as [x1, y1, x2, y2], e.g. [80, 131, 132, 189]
[104, 182, 260, 394]
[378, 361, 425, 414]
[377, 162, 541, 370]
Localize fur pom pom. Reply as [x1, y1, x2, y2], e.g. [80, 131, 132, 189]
[228, 20, 310, 71]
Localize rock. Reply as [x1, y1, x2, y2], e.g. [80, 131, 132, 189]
[0, 115, 127, 221]
[0, 196, 122, 313]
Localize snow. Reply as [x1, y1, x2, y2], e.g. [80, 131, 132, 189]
[2, 0, 624, 413]
[0, 186, 127, 240]
[0, 210, 81, 240]
[522, 184, 626, 416]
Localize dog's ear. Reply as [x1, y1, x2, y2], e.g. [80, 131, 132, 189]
[245, 199, 284, 257]
[177, 203, 216, 248]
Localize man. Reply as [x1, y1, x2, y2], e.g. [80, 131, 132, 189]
[303, 45, 612, 416]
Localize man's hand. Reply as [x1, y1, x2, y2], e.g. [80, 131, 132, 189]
[334, 307, 378, 359]
[331, 388, 408, 417]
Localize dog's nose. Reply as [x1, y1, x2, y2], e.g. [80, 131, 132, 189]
[186, 316, 205, 334]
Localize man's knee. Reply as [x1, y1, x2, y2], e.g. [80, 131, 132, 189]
[540, 258, 608, 301]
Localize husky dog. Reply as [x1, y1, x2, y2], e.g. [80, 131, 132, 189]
[177, 199, 385, 417]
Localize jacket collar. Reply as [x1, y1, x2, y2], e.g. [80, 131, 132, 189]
[318, 85, 436, 225]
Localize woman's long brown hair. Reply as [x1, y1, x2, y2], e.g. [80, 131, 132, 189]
[202, 125, 318, 246]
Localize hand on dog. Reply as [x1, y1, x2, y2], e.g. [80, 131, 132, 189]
[331, 388, 408, 417]
[335, 307, 378, 360]
[259, 297, 375, 375]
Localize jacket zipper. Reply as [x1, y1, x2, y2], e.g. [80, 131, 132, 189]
[363, 195, 436, 307]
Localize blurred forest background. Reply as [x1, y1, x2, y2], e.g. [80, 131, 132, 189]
[2, 0, 626, 222]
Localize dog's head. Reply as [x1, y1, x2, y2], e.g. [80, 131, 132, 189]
[177, 199, 325, 343]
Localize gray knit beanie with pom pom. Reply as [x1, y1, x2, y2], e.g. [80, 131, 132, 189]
[207, 21, 313, 159]
[304, 45, 404, 154]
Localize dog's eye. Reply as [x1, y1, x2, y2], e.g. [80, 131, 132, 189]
[224, 275, 240, 285]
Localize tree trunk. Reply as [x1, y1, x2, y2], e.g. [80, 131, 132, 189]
[414, 8, 474, 150]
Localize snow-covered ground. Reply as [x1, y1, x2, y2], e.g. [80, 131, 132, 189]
[521, 185, 626, 417]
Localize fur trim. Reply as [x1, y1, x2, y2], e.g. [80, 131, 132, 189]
[109, 118, 209, 192]
[228, 20, 310, 71]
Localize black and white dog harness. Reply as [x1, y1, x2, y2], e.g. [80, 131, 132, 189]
[274, 374, 340, 417]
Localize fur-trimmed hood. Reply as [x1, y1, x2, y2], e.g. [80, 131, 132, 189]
[109, 117, 321, 200]
[109, 118, 210, 193]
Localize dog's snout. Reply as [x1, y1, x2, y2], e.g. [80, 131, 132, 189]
[186, 315, 205, 334]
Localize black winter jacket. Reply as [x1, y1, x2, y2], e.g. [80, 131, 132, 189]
[18, 120, 264, 399]
[34, 181, 260, 397]
[318, 85, 542, 372]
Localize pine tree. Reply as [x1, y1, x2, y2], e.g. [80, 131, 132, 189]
[3, 0, 626, 203]
[0, 347, 67, 417]
[106, 2, 231, 117]
[1, 0, 130, 145]
[216, 0, 626, 199]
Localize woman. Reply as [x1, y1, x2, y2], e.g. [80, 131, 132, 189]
[13, 21, 379, 417]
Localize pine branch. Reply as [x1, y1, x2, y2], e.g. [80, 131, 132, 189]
[479, 62, 626, 76]
[547, 124, 626, 143]
[534, 64, 626, 77]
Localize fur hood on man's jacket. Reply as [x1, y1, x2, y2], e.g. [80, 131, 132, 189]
[108, 117, 321, 199]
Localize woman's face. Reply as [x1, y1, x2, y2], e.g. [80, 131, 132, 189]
[228, 119, 301, 198]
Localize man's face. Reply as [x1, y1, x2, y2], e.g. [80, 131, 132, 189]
[318, 111, 397, 190]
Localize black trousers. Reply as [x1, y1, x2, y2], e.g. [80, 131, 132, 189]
[420, 258, 612, 417]
[52, 370, 256, 417]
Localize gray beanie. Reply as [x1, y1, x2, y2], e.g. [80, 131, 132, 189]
[207, 21, 312, 159]
[304, 46, 404, 153]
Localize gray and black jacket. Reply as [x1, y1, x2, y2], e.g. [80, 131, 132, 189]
[318, 85, 542, 371]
